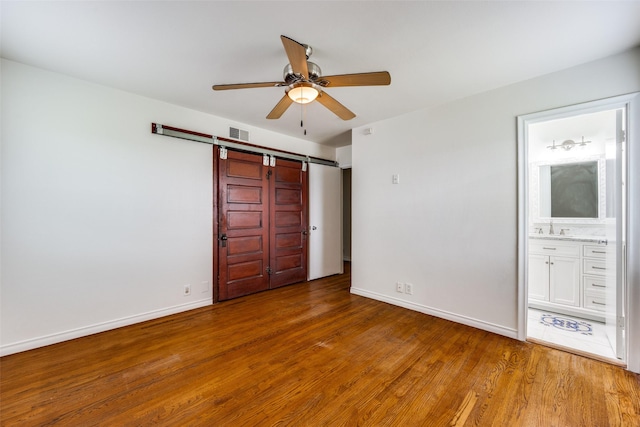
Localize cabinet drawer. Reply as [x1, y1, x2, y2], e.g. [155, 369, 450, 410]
[584, 291, 607, 312]
[530, 241, 580, 257]
[583, 245, 610, 259]
[583, 259, 609, 276]
[583, 275, 608, 293]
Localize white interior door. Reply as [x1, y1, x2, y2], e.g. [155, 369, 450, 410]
[308, 163, 343, 280]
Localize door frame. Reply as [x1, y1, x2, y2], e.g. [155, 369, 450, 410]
[516, 92, 640, 372]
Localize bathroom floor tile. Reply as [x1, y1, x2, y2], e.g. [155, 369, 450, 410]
[527, 308, 617, 360]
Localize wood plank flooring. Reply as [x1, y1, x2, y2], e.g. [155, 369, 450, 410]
[2, 263, 639, 426]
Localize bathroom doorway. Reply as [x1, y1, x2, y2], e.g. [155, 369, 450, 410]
[518, 97, 632, 364]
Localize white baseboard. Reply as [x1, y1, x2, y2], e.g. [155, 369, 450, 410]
[350, 287, 518, 339]
[0, 299, 212, 357]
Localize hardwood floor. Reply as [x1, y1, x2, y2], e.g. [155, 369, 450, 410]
[2, 263, 639, 426]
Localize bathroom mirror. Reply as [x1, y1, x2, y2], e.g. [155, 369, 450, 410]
[530, 157, 607, 222]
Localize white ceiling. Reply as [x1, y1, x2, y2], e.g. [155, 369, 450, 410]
[2, 1, 640, 147]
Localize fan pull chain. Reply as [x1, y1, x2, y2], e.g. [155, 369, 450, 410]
[301, 102, 307, 136]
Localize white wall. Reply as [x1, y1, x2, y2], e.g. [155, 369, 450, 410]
[0, 59, 334, 355]
[336, 145, 352, 168]
[350, 48, 640, 338]
[528, 109, 615, 163]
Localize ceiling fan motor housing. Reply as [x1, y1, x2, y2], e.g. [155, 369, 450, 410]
[283, 61, 321, 83]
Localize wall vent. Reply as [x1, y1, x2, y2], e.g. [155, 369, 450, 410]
[229, 127, 249, 142]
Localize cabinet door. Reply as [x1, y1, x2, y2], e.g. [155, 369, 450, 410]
[528, 254, 549, 301]
[550, 256, 580, 306]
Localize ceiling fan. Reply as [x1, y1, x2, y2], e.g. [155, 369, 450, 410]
[212, 35, 391, 121]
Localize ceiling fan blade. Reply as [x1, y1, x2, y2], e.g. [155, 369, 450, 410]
[212, 81, 284, 91]
[319, 71, 391, 87]
[315, 92, 356, 120]
[281, 35, 309, 79]
[266, 94, 294, 119]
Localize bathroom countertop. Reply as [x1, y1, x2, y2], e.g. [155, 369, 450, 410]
[529, 235, 608, 244]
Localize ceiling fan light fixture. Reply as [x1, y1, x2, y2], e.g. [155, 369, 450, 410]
[287, 83, 319, 104]
[213, 35, 390, 121]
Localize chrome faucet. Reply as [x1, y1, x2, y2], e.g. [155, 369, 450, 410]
[549, 220, 554, 235]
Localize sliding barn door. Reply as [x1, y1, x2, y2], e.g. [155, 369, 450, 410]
[218, 149, 308, 300]
[270, 159, 308, 288]
[218, 150, 270, 300]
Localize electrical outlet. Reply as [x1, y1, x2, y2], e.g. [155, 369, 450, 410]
[184, 284, 191, 296]
[396, 282, 404, 293]
[405, 283, 413, 295]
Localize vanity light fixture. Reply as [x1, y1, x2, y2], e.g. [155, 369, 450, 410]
[546, 136, 591, 151]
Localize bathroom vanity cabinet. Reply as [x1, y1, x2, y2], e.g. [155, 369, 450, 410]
[528, 237, 610, 321]
[582, 244, 612, 312]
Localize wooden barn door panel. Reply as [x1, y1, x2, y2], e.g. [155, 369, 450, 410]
[217, 150, 308, 300]
[218, 150, 269, 300]
[270, 159, 308, 288]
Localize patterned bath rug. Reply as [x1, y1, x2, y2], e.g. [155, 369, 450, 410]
[540, 313, 593, 335]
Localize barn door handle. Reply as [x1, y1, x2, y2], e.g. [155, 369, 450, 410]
[220, 234, 228, 247]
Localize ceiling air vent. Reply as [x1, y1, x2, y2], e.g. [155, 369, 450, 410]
[229, 127, 249, 142]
